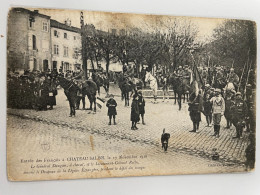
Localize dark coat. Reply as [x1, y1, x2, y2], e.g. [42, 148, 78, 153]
[106, 98, 117, 116]
[131, 99, 139, 122]
[188, 93, 202, 122]
[138, 96, 145, 115]
[47, 79, 57, 106]
[203, 97, 212, 116]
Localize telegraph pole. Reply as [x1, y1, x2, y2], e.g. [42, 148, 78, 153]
[80, 11, 88, 79]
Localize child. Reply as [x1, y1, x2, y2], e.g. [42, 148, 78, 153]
[203, 93, 213, 127]
[131, 93, 139, 130]
[106, 94, 117, 125]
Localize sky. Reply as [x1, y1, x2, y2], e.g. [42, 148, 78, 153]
[28, 7, 225, 42]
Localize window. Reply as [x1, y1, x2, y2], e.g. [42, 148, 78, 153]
[32, 35, 36, 50]
[42, 22, 48, 32]
[29, 16, 35, 29]
[64, 46, 69, 57]
[64, 33, 68, 39]
[54, 45, 59, 55]
[54, 30, 59, 37]
[74, 36, 76, 40]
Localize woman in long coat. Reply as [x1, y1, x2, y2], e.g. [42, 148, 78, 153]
[131, 93, 139, 130]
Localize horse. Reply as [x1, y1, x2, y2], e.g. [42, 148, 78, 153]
[57, 76, 78, 117]
[81, 80, 98, 112]
[145, 71, 158, 103]
[57, 77, 98, 116]
[92, 72, 109, 97]
[117, 73, 136, 106]
[168, 74, 186, 110]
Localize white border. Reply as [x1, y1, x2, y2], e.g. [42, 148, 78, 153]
[1, 0, 260, 195]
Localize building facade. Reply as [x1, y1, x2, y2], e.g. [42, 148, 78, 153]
[50, 19, 82, 73]
[7, 8, 52, 73]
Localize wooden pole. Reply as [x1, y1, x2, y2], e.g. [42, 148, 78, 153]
[80, 11, 88, 79]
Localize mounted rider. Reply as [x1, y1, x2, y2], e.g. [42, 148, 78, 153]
[73, 67, 85, 97]
[213, 66, 226, 89]
[227, 68, 239, 91]
[182, 65, 192, 91]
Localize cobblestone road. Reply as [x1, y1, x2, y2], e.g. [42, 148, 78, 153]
[7, 83, 249, 166]
[7, 115, 244, 180]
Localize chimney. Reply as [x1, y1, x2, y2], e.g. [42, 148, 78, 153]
[34, 10, 39, 14]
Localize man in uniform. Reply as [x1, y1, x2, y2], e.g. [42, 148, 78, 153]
[188, 90, 203, 133]
[227, 68, 239, 91]
[232, 92, 248, 139]
[73, 67, 86, 110]
[97, 64, 104, 75]
[175, 65, 183, 77]
[210, 88, 225, 138]
[182, 65, 192, 91]
[201, 67, 208, 85]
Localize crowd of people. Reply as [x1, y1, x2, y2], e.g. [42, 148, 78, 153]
[7, 69, 58, 111]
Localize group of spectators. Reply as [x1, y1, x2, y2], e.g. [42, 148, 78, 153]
[7, 69, 58, 111]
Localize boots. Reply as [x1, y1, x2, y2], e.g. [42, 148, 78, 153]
[212, 125, 217, 136]
[190, 122, 197, 132]
[216, 125, 220, 138]
[113, 118, 116, 125]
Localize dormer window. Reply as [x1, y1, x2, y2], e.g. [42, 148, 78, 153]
[29, 16, 35, 29]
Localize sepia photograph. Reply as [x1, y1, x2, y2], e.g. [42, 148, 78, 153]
[6, 7, 256, 181]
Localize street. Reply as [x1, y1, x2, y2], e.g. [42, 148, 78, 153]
[7, 83, 248, 180]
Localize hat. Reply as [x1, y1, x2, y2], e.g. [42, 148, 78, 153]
[184, 65, 189, 68]
[178, 66, 182, 69]
[236, 92, 242, 96]
[210, 88, 215, 91]
[205, 84, 210, 88]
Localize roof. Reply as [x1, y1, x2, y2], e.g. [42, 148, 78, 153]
[11, 7, 51, 19]
[50, 19, 80, 33]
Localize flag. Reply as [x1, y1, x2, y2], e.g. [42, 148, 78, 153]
[192, 65, 204, 89]
[96, 97, 105, 109]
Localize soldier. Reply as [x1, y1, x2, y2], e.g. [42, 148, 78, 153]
[122, 63, 128, 74]
[232, 92, 248, 139]
[162, 74, 169, 102]
[201, 67, 208, 85]
[130, 93, 140, 130]
[203, 92, 213, 127]
[182, 65, 192, 89]
[73, 67, 85, 110]
[137, 91, 146, 125]
[175, 65, 183, 77]
[97, 64, 104, 75]
[210, 88, 225, 138]
[188, 90, 203, 133]
[227, 68, 239, 91]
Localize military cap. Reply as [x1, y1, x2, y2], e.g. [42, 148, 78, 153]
[184, 65, 189, 68]
[205, 84, 210, 88]
[236, 92, 242, 96]
[178, 66, 182, 69]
